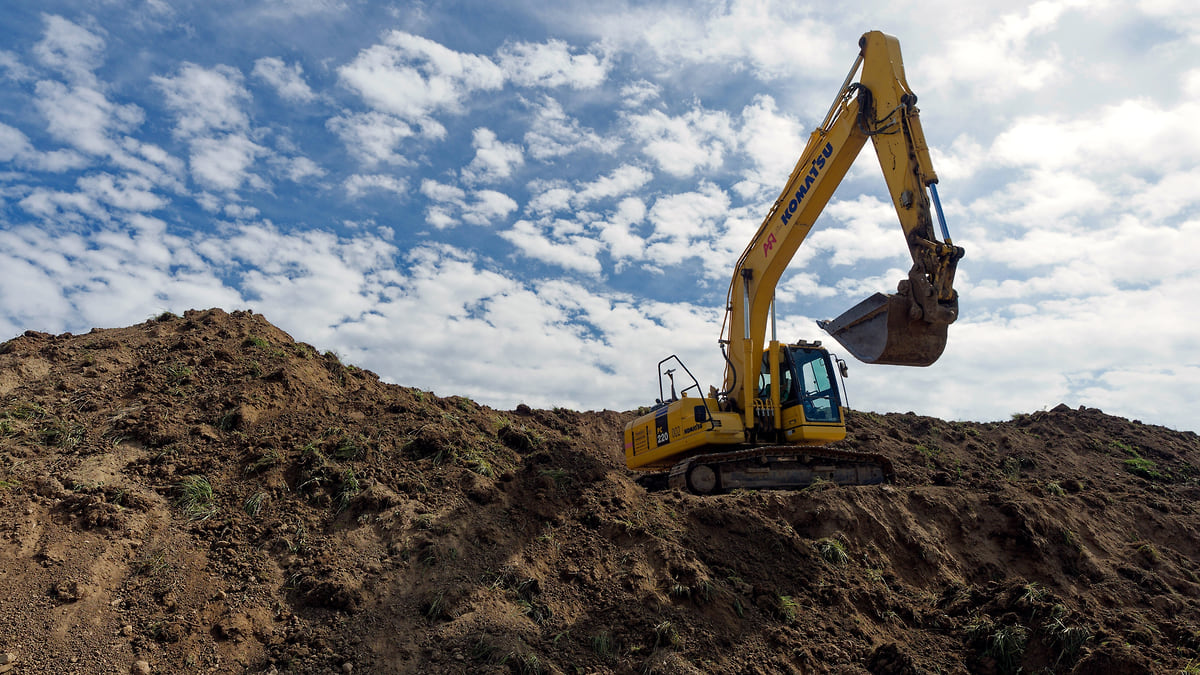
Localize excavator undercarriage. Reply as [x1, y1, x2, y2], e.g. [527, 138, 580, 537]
[637, 445, 895, 495]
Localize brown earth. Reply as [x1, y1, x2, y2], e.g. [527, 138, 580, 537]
[0, 307, 1198, 674]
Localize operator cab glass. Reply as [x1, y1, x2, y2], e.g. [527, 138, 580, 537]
[761, 347, 843, 423]
[789, 347, 841, 422]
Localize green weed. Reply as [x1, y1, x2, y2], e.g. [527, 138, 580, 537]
[244, 448, 281, 475]
[817, 537, 849, 566]
[1000, 456, 1022, 481]
[335, 468, 360, 513]
[8, 401, 45, 420]
[539, 468, 569, 488]
[243, 491, 267, 516]
[1109, 440, 1137, 455]
[967, 618, 1027, 674]
[424, 592, 445, 621]
[775, 595, 797, 623]
[39, 419, 84, 448]
[165, 361, 193, 384]
[134, 548, 170, 576]
[174, 475, 217, 521]
[1019, 582, 1046, 605]
[915, 443, 942, 465]
[653, 620, 679, 648]
[515, 653, 542, 675]
[591, 631, 615, 662]
[1137, 543, 1161, 564]
[1044, 615, 1091, 666]
[1124, 457, 1162, 481]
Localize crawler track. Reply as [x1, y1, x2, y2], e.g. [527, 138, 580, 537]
[643, 446, 895, 494]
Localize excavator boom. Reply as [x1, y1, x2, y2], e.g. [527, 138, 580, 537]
[722, 31, 963, 421]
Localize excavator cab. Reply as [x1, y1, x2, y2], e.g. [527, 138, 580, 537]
[755, 342, 846, 445]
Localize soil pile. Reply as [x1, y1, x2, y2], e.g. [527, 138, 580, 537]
[0, 308, 1197, 674]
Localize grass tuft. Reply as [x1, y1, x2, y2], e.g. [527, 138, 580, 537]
[243, 491, 268, 516]
[174, 475, 217, 521]
[817, 537, 849, 566]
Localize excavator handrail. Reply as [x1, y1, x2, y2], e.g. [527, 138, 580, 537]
[655, 354, 717, 431]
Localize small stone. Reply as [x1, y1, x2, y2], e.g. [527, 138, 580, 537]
[121, 624, 134, 636]
[341, 663, 353, 673]
[0, 663, 14, 674]
[131, 660, 151, 674]
[0, 654, 14, 665]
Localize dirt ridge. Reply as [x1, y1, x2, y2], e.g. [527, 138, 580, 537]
[0, 308, 1197, 674]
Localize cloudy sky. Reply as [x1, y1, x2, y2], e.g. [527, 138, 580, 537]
[2, 1, 1198, 432]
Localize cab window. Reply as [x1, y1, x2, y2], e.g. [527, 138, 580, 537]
[789, 348, 841, 423]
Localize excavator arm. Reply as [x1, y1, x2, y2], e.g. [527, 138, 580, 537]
[721, 31, 964, 423]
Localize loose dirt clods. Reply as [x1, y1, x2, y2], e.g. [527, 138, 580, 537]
[0, 308, 1198, 673]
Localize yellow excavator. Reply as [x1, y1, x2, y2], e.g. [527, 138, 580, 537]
[624, 31, 964, 493]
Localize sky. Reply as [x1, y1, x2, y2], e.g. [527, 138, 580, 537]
[1, 1, 1198, 432]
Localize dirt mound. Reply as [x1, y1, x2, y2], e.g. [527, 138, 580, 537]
[0, 308, 1198, 674]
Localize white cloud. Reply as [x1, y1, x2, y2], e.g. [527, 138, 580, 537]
[77, 173, 166, 212]
[565, 0, 838, 80]
[526, 180, 574, 215]
[461, 128, 524, 184]
[497, 39, 609, 89]
[188, 134, 266, 192]
[326, 112, 422, 166]
[736, 95, 807, 193]
[625, 106, 736, 177]
[34, 80, 144, 157]
[153, 63, 251, 139]
[33, 15, 106, 86]
[576, 165, 654, 206]
[500, 219, 604, 275]
[464, 190, 520, 226]
[0, 50, 35, 82]
[338, 31, 504, 122]
[253, 0, 349, 20]
[345, 174, 407, 198]
[0, 121, 88, 172]
[992, 96, 1200, 175]
[919, 0, 1087, 99]
[806, 195, 918, 267]
[420, 179, 518, 228]
[272, 155, 326, 182]
[523, 96, 619, 160]
[643, 182, 733, 266]
[619, 80, 660, 108]
[252, 57, 317, 103]
[598, 197, 649, 267]
[223, 203, 260, 220]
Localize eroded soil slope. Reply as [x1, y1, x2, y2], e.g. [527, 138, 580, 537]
[0, 308, 1198, 674]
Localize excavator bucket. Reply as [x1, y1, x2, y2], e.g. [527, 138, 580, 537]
[818, 292, 948, 366]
